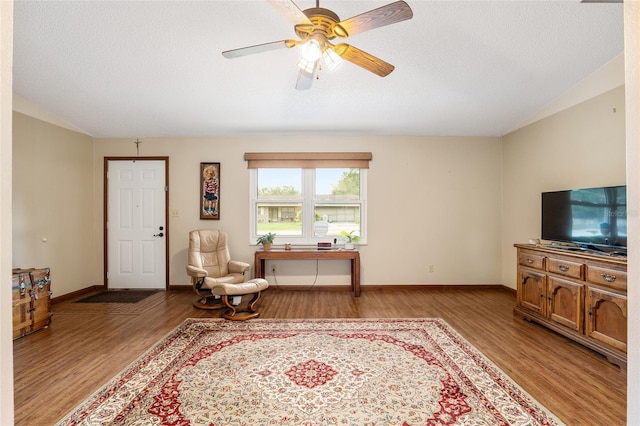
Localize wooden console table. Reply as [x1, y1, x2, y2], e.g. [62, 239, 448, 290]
[254, 249, 361, 296]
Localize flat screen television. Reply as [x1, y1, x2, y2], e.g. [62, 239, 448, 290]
[541, 185, 627, 254]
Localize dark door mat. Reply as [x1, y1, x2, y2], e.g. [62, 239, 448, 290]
[74, 290, 160, 304]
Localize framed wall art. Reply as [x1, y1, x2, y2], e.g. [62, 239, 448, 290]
[200, 162, 220, 220]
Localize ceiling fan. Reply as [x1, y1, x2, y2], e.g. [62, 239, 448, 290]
[222, 0, 413, 90]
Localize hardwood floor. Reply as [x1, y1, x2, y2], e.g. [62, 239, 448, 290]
[13, 287, 626, 425]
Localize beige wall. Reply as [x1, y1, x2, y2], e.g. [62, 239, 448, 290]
[501, 85, 626, 288]
[92, 135, 503, 289]
[12, 113, 95, 296]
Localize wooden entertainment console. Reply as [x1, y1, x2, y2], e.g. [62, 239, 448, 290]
[514, 244, 627, 369]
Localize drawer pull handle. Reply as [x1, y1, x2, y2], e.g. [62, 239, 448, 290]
[526, 258, 534, 264]
[600, 273, 617, 282]
[558, 265, 569, 272]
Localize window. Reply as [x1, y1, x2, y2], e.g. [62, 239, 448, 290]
[246, 152, 370, 246]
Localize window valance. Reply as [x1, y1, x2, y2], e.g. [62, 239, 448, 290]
[244, 152, 372, 169]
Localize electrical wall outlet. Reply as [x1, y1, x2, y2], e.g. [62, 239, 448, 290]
[428, 264, 434, 272]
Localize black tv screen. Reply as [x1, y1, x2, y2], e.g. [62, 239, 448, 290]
[541, 185, 627, 250]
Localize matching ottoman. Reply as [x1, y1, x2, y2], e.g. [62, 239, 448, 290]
[207, 278, 269, 321]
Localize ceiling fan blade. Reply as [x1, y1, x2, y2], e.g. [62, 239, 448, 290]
[295, 60, 318, 90]
[333, 1, 413, 38]
[267, 0, 313, 26]
[222, 40, 296, 59]
[332, 44, 394, 77]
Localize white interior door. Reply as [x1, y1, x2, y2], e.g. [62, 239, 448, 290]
[107, 160, 167, 289]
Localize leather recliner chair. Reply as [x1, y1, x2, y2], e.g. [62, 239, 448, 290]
[186, 229, 268, 320]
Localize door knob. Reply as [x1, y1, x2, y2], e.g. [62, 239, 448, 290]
[153, 232, 164, 237]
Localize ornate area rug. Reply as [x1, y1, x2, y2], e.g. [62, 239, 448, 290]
[56, 318, 564, 425]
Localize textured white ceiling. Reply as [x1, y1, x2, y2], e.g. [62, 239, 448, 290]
[12, 0, 624, 138]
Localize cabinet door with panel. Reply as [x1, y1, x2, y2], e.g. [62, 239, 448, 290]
[586, 286, 627, 352]
[517, 268, 547, 316]
[547, 277, 583, 332]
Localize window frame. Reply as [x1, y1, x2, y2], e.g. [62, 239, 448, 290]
[247, 153, 370, 247]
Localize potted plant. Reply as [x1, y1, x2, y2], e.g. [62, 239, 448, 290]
[256, 232, 276, 251]
[340, 230, 360, 250]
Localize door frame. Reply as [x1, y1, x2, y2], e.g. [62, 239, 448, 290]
[103, 156, 170, 290]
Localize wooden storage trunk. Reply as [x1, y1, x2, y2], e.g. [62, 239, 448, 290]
[12, 272, 32, 339]
[12, 267, 53, 339]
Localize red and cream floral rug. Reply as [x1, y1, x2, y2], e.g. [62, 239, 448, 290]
[56, 318, 564, 425]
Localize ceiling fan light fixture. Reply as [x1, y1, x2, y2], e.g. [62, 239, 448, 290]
[322, 47, 343, 71]
[297, 57, 317, 73]
[300, 39, 322, 62]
